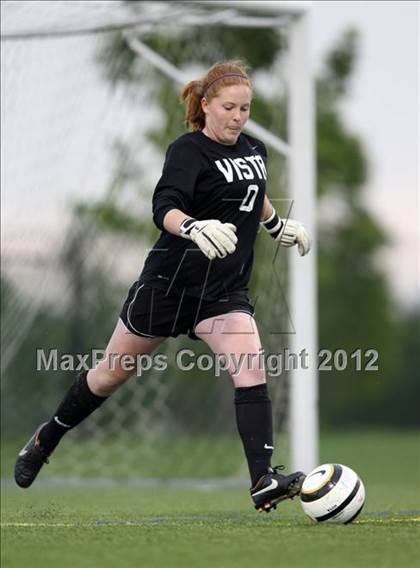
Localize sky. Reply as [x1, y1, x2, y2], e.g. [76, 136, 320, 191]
[310, 1, 419, 305]
[310, 1, 420, 303]
[1, 1, 419, 306]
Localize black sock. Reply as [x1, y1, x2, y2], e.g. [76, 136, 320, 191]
[38, 371, 108, 454]
[234, 383, 273, 487]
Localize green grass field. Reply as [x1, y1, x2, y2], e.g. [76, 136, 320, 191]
[2, 431, 419, 568]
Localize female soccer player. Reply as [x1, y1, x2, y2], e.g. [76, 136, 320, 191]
[15, 61, 311, 512]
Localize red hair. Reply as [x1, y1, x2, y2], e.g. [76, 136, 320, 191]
[181, 61, 252, 130]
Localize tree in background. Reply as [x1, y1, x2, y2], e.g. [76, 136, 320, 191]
[316, 30, 398, 425]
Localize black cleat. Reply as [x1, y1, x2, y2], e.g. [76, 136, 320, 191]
[251, 465, 306, 512]
[14, 423, 50, 488]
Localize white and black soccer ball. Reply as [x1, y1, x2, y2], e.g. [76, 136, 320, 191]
[300, 464, 365, 524]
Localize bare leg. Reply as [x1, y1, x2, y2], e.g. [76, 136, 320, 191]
[88, 318, 165, 396]
[195, 312, 271, 487]
[194, 312, 265, 387]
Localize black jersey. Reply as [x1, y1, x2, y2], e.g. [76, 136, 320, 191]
[139, 130, 267, 300]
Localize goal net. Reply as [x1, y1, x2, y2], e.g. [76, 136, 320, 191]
[1, 0, 316, 483]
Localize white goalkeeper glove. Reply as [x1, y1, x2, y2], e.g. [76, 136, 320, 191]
[261, 210, 311, 256]
[179, 218, 238, 260]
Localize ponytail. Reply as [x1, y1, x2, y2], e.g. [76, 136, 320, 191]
[181, 79, 205, 130]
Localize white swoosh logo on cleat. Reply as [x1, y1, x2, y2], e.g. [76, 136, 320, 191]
[18, 449, 28, 457]
[54, 416, 71, 428]
[264, 444, 274, 450]
[253, 479, 278, 496]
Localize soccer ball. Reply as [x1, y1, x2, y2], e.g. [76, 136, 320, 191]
[300, 463, 365, 524]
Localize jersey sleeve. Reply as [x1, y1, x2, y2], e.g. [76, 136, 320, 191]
[152, 138, 203, 231]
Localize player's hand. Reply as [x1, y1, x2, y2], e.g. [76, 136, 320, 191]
[277, 219, 311, 256]
[261, 210, 311, 256]
[180, 218, 238, 260]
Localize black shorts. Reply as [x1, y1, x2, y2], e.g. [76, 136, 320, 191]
[119, 281, 254, 341]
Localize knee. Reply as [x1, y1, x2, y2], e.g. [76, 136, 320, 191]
[87, 366, 133, 396]
[231, 367, 266, 389]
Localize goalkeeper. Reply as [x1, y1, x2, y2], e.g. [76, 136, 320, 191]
[15, 60, 311, 513]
